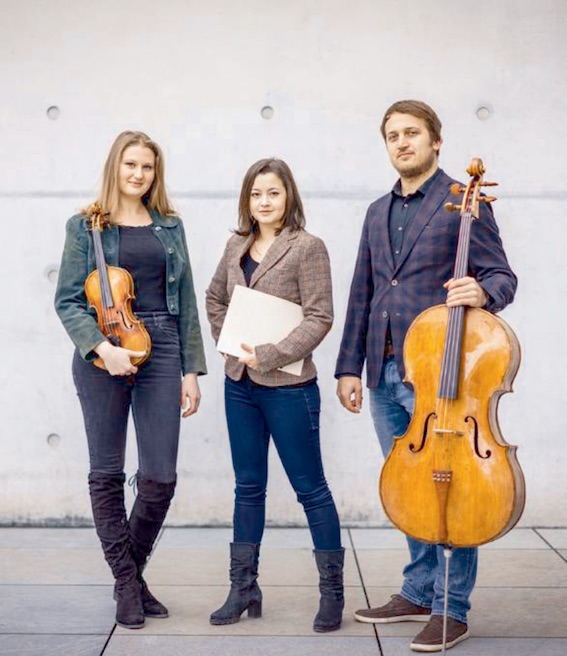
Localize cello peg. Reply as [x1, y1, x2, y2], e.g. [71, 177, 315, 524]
[479, 196, 497, 203]
[481, 181, 499, 187]
[450, 183, 465, 196]
[444, 202, 462, 212]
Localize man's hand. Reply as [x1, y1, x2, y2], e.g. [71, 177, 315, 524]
[337, 376, 363, 413]
[444, 277, 487, 308]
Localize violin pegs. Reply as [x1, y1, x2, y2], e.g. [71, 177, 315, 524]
[480, 196, 497, 203]
[481, 181, 499, 187]
[444, 202, 462, 212]
[450, 183, 465, 196]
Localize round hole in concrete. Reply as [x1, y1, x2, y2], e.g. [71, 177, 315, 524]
[47, 433, 61, 447]
[476, 105, 493, 121]
[260, 105, 274, 120]
[45, 265, 59, 283]
[47, 105, 61, 120]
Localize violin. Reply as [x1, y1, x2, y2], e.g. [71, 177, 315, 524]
[379, 159, 525, 548]
[84, 204, 151, 371]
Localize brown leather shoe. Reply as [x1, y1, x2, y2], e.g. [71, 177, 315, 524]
[354, 594, 431, 624]
[410, 615, 469, 652]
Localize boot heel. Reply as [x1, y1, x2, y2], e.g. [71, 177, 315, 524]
[248, 599, 262, 618]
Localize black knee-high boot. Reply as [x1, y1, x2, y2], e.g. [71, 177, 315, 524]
[313, 548, 345, 632]
[210, 542, 262, 625]
[127, 474, 176, 618]
[88, 472, 144, 629]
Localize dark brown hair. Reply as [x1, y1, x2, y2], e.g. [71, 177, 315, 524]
[236, 158, 306, 236]
[380, 100, 443, 144]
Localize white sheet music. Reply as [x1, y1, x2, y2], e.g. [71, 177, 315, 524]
[217, 285, 304, 376]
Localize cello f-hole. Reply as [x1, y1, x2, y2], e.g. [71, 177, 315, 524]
[465, 415, 491, 459]
[409, 412, 436, 453]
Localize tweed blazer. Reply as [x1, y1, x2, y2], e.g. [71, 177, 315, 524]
[335, 168, 518, 388]
[206, 227, 333, 386]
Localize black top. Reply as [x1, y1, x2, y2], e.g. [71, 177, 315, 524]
[241, 251, 260, 286]
[118, 226, 167, 312]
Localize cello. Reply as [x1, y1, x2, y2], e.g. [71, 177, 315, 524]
[84, 203, 152, 371]
[379, 158, 525, 548]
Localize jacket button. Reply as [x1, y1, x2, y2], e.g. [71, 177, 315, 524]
[391, 279, 398, 286]
[154, 226, 162, 231]
[169, 276, 175, 283]
[382, 310, 388, 318]
[168, 247, 175, 254]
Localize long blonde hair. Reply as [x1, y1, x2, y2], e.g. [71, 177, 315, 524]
[85, 131, 176, 221]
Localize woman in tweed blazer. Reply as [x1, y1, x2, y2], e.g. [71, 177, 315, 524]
[206, 158, 344, 633]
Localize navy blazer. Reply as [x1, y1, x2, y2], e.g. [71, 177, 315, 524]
[335, 168, 517, 388]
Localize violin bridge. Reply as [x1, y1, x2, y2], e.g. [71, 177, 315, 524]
[433, 428, 464, 436]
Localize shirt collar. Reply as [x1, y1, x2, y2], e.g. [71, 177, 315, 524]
[392, 167, 442, 199]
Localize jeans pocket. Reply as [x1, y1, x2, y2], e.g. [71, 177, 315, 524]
[302, 384, 321, 432]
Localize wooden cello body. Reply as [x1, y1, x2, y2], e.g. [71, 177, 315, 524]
[379, 159, 525, 548]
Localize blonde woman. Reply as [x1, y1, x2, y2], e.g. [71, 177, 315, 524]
[55, 131, 206, 629]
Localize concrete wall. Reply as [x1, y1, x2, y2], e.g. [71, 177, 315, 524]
[1, 0, 565, 528]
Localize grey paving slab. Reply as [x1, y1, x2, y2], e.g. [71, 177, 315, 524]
[113, 584, 372, 637]
[349, 528, 407, 550]
[104, 635, 381, 656]
[538, 528, 567, 549]
[0, 585, 115, 634]
[0, 634, 108, 656]
[348, 549, 413, 588]
[0, 528, 98, 549]
[375, 637, 567, 656]
[476, 549, 567, 587]
[470, 586, 567, 638]
[0, 548, 112, 584]
[361, 585, 567, 639]
[355, 548, 567, 589]
[480, 527, 552, 550]
[157, 527, 233, 549]
[146, 546, 361, 587]
[158, 526, 351, 549]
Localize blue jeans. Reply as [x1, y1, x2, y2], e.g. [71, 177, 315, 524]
[72, 312, 182, 483]
[224, 375, 341, 550]
[369, 356, 477, 624]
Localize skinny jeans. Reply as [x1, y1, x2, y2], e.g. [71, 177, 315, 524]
[72, 312, 182, 483]
[368, 356, 478, 625]
[224, 374, 341, 550]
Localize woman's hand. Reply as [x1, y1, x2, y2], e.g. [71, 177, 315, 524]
[181, 373, 201, 418]
[238, 343, 258, 370]
[94, 341, 146, 376]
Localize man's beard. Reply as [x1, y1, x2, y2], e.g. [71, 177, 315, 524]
[394, 151, 437, 180]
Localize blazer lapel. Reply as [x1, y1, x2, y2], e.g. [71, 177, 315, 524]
[379, 195, 396, 272]
[250, 228, 297, 288]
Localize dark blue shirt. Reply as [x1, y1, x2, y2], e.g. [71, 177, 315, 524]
[389, 168, 441, 265]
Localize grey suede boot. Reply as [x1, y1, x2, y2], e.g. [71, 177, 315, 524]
[210, 542, 262, 625]
[88, 472, 144, 629]
[127, 475, 176, 618]
[313, 548, 345, 632]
